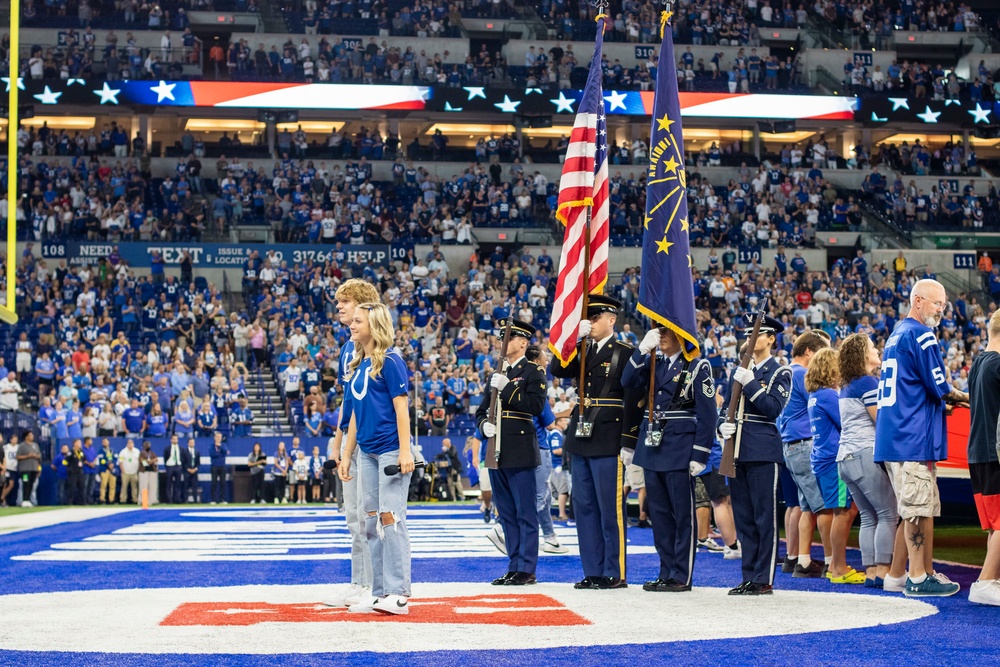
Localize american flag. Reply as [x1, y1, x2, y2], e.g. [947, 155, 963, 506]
[549, 18, 610, 366]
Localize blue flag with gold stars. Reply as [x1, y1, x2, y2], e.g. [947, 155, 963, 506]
[637, 15, 700, 361]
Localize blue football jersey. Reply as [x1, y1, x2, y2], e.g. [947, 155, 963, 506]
[778, 363, 812, 442]
[874, 318, 950, 462]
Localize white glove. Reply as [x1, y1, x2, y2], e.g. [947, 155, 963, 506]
[718, 422, 737, 440]
[554, 465, 563, 475]
[639, 328, 661, 355]
[689, 460, 706, 477]
[577, 319, 592, 340]
[620, 448, 635, 467]
[481, 422, 497, 438]
[490, 374, 510, 391]
[732, 366, 755, 386]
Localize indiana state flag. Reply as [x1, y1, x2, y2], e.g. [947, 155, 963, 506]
[636, 14, 700, 360]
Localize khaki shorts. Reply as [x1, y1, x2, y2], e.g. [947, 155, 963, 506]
[549, 467, 570, 495]
[885, 461, 940, 521]
[478, 465, 491, 492]
[625, 463, 645, 490]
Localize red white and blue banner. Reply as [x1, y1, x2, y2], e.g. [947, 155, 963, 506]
[8, 77, 862, 119]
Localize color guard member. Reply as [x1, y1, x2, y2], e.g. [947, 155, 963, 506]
[718, 313, 793, 595]
[622, 327, 717, 592]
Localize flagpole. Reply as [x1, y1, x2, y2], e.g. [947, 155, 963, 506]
[646, 0, 676, 422]
[576, 0, 607, 419]
[577, 205, 592, 419]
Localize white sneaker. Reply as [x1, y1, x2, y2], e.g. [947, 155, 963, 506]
[486, 524, 507, 555]
[322, 583, 369, 608]
[273, 499, 280, 505]
[373, 594, 409, 615]
[347, 594, 380, 614]
[931, 571, 955, 585]
[883, 573, 908, 593]
[542, 536, 569, 554]
[20, 501, 32, 508]
[723, 542, 742, 560]
[969, 580, 1000, 606]
[698, 538, 725, 553]
[250, 500, 257, 504]
[210, 501, 217, 505]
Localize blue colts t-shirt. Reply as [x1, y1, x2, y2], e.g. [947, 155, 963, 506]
[808, 387, 841, 476]
[778, 363, 812, 442]
[350, 352, 409, 455]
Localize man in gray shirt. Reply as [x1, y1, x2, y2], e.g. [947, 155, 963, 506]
[17, 433, 42, 508]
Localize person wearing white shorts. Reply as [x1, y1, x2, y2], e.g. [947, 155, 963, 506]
[624, 463, 649, 528]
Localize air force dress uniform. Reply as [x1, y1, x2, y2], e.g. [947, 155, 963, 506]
[549, 296, 643, 589]
[476, 318, 547, 586]
[622, 345, 717, 591]
[724, 314, 792, 594]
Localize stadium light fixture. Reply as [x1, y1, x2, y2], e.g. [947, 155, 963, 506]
[2, 0, 21, 323]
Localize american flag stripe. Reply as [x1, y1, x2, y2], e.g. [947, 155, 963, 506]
[549, 18, 609, 366]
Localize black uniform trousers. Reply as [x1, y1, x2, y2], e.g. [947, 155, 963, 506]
[573, 455, 626, 580]
[185, 471, 200, 503]
[731, 461, 779, 585]
[166, 465, 184, 504]
[645, 469, 696, 586]
[490, 466, 538, 575]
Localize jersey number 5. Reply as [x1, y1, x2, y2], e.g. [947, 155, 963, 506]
[877, 358, 897, 408]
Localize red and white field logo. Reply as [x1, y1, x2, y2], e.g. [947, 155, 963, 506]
[0, 583, 935, 654]
[162, 593, 591, 628]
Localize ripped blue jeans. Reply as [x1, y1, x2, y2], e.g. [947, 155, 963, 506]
[360, 448, 412, 597]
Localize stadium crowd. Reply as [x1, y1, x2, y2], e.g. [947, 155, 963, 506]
[0, 212, 995, 507]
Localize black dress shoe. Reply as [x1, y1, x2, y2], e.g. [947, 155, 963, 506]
[491, 572, 515, 586]
[663, 579, 692, 592]
[642, 578, 672, 592]
[728, 580, 753, 596]
[504, 572, 537, 586]
[635, 518, 652, 528]
[745, 582, 774, 595]
[574, 577, 598, 589]
[596, 577, 628, 589]
[781, 556, 797, 573]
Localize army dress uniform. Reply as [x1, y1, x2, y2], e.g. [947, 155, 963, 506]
[723, 314, 792, 594]
[549, 296, 643, 589]
[622, 346, 717, 591]
[476, 318, 547, 586]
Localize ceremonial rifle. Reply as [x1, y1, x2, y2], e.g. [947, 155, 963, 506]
[485, 314, 513, 468]
[718, 299, 767, 479]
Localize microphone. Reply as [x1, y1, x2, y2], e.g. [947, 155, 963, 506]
[384, 461, 427, 476]
[323, 459, 339, 471]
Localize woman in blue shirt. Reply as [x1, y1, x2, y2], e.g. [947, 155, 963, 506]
[66, 399, 84, 440]
[339, 302, 414, 616]
[174, 402, 195, 437]
[196, 402, 217, 437]
[146, 404, 169, 438]
[304, 404, 323, 437]
[806, 347, 863, 584]
[53, 399, 70, 440]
